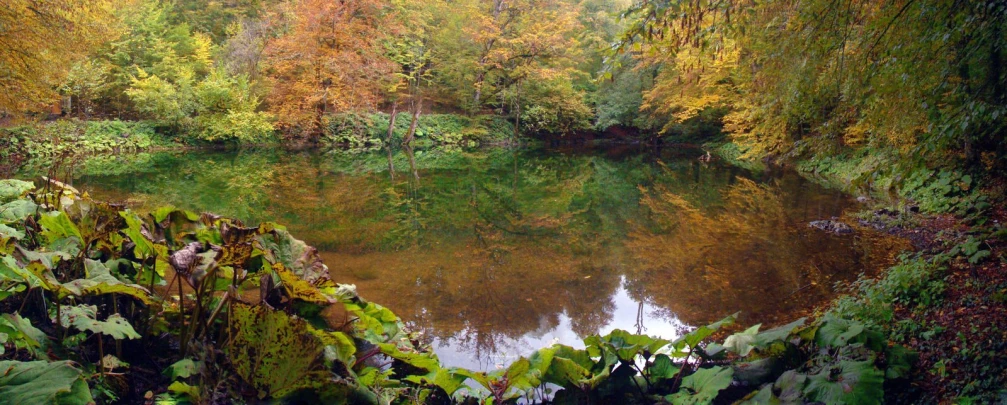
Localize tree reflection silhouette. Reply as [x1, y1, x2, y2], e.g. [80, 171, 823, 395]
[66, 146, 908, 368]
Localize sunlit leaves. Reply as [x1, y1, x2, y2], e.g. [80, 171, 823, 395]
[163, 359, 200, 381]
[263, 0, 393, 134]
[0, 1, 116, 114]
[56, 305, 140, 340]
[38, 212, 83, 251]
[227, 303, 332, 399]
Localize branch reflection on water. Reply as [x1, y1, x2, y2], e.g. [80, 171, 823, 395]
[60, 145, 910, 370]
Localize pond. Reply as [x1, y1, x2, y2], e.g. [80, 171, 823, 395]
[38, 144, 906, 371]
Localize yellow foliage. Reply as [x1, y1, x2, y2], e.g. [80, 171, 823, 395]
[0, 0, 116, 114]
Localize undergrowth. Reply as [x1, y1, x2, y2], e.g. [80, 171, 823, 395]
[323, 113, 515, 148]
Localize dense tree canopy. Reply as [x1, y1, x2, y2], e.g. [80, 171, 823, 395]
[617, 0, 1007, 173]
[1, 0, 1005, 173]
[0, 1, 116, 115]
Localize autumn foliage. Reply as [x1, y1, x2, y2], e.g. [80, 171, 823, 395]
[0, 1, 116, 115]
[263, 0, 394, 137]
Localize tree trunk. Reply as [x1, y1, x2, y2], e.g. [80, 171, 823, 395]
[513, 80, 521, 140]
[386, 101, 399, 143]
[473, 71, 485, 107]
[403, 98, 423, 145]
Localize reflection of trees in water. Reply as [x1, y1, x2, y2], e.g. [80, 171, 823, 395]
[71, 148, 903, 361]
[400, 239, 622, 359]
[557, 266, 620, 337]
[625, 172, 898, 326]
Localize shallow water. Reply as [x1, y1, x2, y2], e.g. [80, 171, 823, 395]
[46, 144, 905, 370]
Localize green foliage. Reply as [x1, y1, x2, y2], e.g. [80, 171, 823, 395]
[0, 180, 33, 204]
[57, 305, 141, 340]
[0, 120, 163, 163]
[832, 254, 948, 329]
[107, 0, 274, 143]
[902, 170, 988, 215]
[0, 361, 94, 405]
[516, 79, 594, 135]
[949, 236, 993, 265]
[0, 314, 47, 358]
[615, 0, 1007, 200]
[228, 304, 342, 399]
[323, 112, 514, 147]
[666, 366, 733, 404]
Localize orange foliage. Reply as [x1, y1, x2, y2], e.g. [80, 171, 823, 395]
[263, 0, 395, 136]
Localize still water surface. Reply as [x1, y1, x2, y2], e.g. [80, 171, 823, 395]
[52, 144, 904, 370]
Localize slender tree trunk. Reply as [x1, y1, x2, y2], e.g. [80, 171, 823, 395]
[403, 97, 423, 145]
[513, 80, 521, 140]
[387, 101, 399, 143]
[473, 71, 485, 107]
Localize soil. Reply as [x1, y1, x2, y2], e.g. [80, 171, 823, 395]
[864, 206, 1007, 404]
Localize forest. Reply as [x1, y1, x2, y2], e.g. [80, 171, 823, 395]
[1, 0, 1006, 404]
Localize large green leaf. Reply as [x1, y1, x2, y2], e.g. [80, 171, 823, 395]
[666, 366, 734, 405]
[723, 324, 761, 356]
[592, 329, 670, 362]
[228, 304, 334, 399]
[347, 301, 405, 343]
[256, 229, 328, 283]
[163, 359, 201, 380]
[754, 318, 806, 347]
[0, 283, 26, 302]
[0, 313, 47, 358]
[120, 211, 169, 262]
[17, 246, 70, 271]
[310, 327, 357, 366]
[815, 315, 884, 351]
[670, 314, 736, 357]
[57, 304, 141, 339]
[38, 211, 83, 249]
[649, 354, 681, 382]
[500, 358, 537, 395]
[403, 366, 469, 396]
[0, 180, 33, 204]
[803, 360, 884, 405]
[60, 259, 154, 304]
[0, 255, 43, 287]
[773, 370, 807, 403]
[0, 360, 94, 405]
[0, 199, 37, 223]
[534, 344, 601, 389]
[376, 342, 440, 373]
[0, 224, 23, 241]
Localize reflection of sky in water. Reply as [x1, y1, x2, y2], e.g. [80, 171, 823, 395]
[432, 277, 687, 371]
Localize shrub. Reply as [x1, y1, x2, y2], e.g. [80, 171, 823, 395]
[323, 112, 515, 147]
